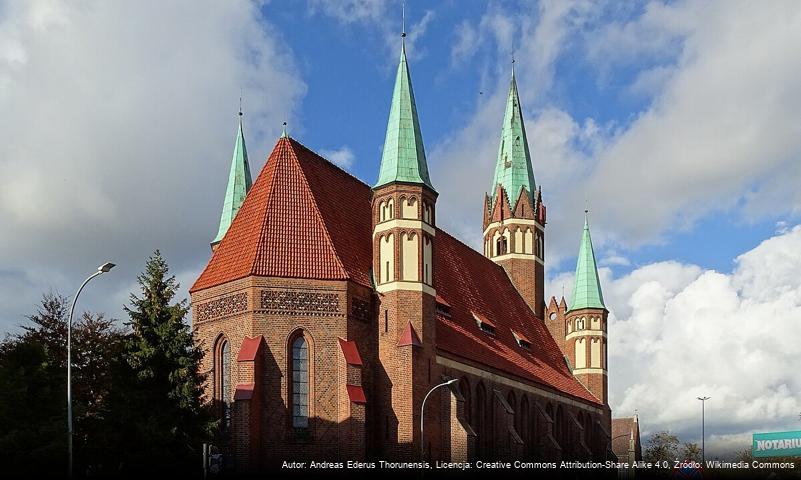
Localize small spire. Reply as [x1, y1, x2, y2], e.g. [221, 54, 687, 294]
[212, 107, 253, 246]
[568, 209, 605, 312]
[281, 121, 288, 138]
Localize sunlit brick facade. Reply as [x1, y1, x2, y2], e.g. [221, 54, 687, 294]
[190, 38, 613, 473]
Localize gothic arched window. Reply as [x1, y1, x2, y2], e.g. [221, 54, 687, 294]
[554, 406, 565, 450]
[291, 335, 310, 429]
[459, 378, 471, 426]
[496, 236, 508, 255]
[215, 336, 231, 430]
[520, 395, 529, 451]
[475, 383, 487, 455]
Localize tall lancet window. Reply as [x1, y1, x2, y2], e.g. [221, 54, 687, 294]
[291, 336, 309, 429]
[215, 336, 231, 430]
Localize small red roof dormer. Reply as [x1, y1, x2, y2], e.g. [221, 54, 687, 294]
[397, 322, 422, 347]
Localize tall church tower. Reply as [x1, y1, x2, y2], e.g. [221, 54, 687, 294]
[483, 67, 546, 317]
[372, 31, 438, 460]
[211, 109, 252, 251]
[563, 213, 608, 404]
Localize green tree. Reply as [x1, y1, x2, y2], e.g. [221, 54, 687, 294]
[644, 431, 680, 464]
[0, 293, 124, 476]
[681, 442, 702, 462]
[116, 250, 213, 473]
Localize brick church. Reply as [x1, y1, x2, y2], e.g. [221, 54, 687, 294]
[189, 35, 613, 472]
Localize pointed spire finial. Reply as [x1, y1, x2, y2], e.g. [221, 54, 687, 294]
[239, 88, 243, 117]
[401, 1, 407, 39]
[281, 121, 288, 138]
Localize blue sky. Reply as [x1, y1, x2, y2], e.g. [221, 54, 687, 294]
[2, 0, 801, 457]
[262, 0, 792, 276]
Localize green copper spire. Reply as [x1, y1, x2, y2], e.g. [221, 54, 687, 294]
[490, 67, 535, 205]
[569, 212, 605, 311]
[212, 113, 252, 245]
[374, 38, 434, 191]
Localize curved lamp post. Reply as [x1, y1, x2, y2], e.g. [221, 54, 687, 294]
[67, 262, 115, 478]
[420, 378, 458, 461]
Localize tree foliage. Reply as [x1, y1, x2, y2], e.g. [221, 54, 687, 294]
[0, 251, 213, 476]
[115, 250, 214, 473]
[681, 442, 702, 462]
[644, 431, 681, 464]
[0, 294, 124, 476]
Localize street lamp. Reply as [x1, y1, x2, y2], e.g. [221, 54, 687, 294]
[67, 262, 115, 478]
[697, 396, 710, 467]
[420, 378, 459, 461]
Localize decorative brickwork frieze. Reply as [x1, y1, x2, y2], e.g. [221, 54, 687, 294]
[195, 292, 248, 322]
[259, 290, 341, 316]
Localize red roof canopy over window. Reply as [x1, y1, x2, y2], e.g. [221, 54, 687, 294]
[338, 338, 363, 366]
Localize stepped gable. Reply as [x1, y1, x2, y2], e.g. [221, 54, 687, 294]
[191, 137, 372, 292]
[435, 229, 601, 405]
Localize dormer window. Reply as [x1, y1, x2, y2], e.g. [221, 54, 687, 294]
[512, 330, 531, 351]
[473, 312, 496, 335]
[436, 295, 451, 318]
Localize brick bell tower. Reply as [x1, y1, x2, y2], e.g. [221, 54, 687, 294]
[483, 65, 546, 318]
[372, 30, 438, 460]
[562, 212, 608, 404]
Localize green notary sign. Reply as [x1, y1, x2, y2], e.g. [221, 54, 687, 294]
[752, 431, 801, 457]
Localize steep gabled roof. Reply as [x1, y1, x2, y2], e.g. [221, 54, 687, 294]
[191, 137, 372, 292]
[435, 230, 601, 405]
[612, 416, 642, 460]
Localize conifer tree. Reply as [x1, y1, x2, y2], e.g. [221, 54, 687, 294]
[119, 250, 213, 473]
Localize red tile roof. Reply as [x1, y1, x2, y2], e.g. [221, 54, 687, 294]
[234, 383, 255, 401]
[191, 137, 372, 292]
[338, 338, 363, 366]
[435, 230, 601, 405]
[346, 384, 367, 404]
[237, 335, 264, 362]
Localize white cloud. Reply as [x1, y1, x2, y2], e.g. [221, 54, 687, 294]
[319, 146, 355, 170]
[0, 1, 305, 331]
[306, 0, 434, 64]
[307, 0, 388, 24]
[599, 225, 801, 456]
[582, 1, 801, 246]
[433, 0, 801, 266]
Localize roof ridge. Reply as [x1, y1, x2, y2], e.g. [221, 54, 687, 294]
[248, 138, 289, 277]
[284, 139, 350, 279]
[288, 137, 372, 189]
